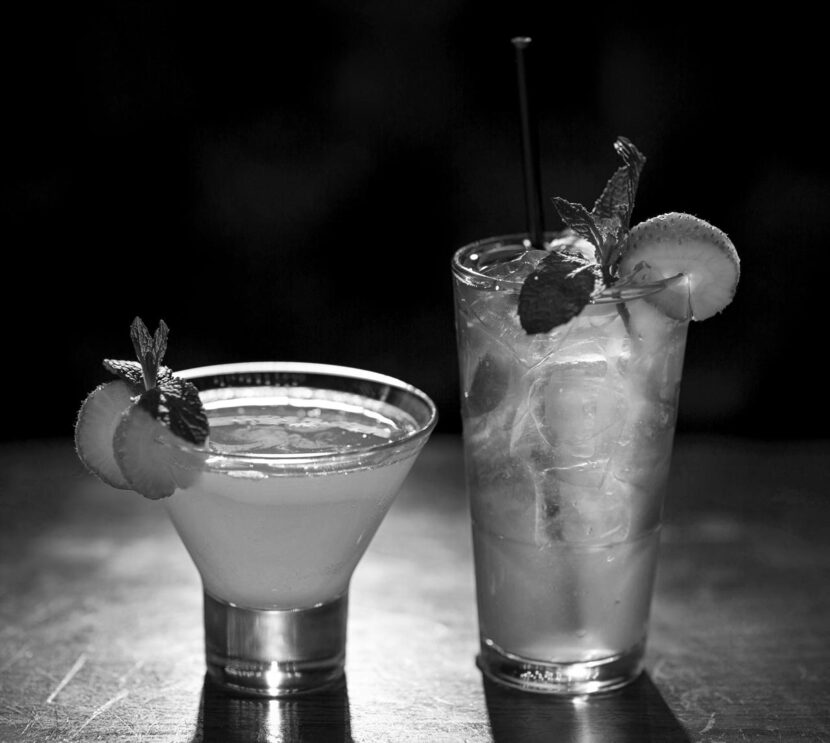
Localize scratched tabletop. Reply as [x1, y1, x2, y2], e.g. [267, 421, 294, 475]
[1, 433, 829, 742]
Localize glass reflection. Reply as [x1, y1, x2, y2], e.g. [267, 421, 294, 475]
[483, 672, 691, 743]
[192, 672, 353, 743]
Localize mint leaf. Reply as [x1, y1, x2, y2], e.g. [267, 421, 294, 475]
[130, 317, 169, 390]
[550, 198, 604, 263]
[593, 137, 645, 227]
[600, 137, 646, 268]
[103, 359, 173, 391]
[136, 377, 209, 446]
[518, 250, 601, 334]
[551, 137, 646, 274]
[152, 321, 168, 366]
[520, 137, 646, 334]
[102, 318, 208, 446]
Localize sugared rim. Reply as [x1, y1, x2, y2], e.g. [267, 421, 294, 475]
[451, 232, 683, 303]
[176, 361, 438, 467]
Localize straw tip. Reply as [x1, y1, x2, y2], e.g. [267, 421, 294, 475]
[511, 37, 532, 49]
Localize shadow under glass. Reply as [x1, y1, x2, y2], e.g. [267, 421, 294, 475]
[192, 673, 354, 743]
[483, 672, 691, 743]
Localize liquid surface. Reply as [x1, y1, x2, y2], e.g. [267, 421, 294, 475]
[201, 387, 418, 456]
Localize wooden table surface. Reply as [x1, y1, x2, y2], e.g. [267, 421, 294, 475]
[1, 433, 829, 742]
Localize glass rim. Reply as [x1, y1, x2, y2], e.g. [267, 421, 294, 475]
[178, 361, 438, 468]
[451, 231, 685, 303]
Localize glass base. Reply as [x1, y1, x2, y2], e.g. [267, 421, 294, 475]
[203, 591, 348, 697]
[477, 638, 645, 696]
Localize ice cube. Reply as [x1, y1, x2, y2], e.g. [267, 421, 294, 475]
[606, 394, 676, 491]
[508, 375, 548, 458]
[467, 452, 537, 540]
[526, 467, 631, 545]
[507, 367, 605, 466]
[542, 357, 626, 466]
[479, 248, 548, 284]
[504, 356, 633, 545]
[555, 480, 630, 544]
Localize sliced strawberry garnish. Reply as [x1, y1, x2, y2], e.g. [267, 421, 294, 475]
[74, 380, 136, 489]
[618, 212, 740, 321]
[113, 403, 205, 500]
[74, 317, 209, 499]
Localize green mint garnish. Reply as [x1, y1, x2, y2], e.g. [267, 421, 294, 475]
[518, 137, 646, 334]
[102, 359, 173, 391]
[136, 379, 210, 445]
[103, 317, 209, 445]
[518, 249, 602, 334]
[130, 316, 169, 390]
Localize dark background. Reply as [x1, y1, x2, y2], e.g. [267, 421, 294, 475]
[4, 4, 826, 442]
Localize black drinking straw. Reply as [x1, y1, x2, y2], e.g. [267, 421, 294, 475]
[511, 37, 546, 249]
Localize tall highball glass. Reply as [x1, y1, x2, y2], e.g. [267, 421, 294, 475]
[452, 234, 688, 694]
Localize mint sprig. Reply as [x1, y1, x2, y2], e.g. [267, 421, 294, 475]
[518, 137, 646, 334]
[137, 380, 210, 445]
[102, 359, 173, 391]
[518, 249, 601, 334]
[131, 317, 169, 390]
[103, 317, 209, 445]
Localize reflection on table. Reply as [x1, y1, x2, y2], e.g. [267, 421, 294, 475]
[0, 434, 828, 741]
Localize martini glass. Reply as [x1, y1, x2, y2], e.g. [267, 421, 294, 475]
[163, 362, 437, 697]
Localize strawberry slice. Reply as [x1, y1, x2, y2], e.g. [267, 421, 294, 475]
[465, 352, 512, 418]
[113, 403, 205, 500]
[74, 317, 210, 499]
[74, 380, 137, 489]
[618, 212, 740, 321]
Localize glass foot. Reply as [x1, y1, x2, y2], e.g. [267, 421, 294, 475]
[203, 591, 348, 697]
[477, 638, 645, 695]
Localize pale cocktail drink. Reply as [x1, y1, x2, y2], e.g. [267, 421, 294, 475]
[453, 236, 688, 692]
[165, 381, 423, 610]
